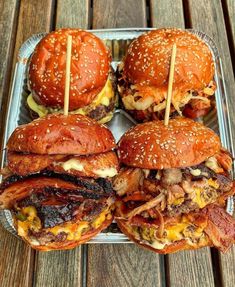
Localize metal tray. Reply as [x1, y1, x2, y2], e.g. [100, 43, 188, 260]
[0, 28, 234, 244]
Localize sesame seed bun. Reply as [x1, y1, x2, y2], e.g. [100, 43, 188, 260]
[122, 29, 214, 89]
[7, 114, 116, 155]
[118, 118, 221, 169]
[28, 29, 111, 110]
[118, 28, 215, 121]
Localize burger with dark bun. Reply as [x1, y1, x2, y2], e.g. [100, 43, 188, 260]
[114, 118, 235, 253]
[0, 114, 118, 250]
[27, 29, 116, 123]
[117, 28, 216, 122]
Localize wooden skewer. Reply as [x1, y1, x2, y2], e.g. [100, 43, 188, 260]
[164, 43, 177, 126]
[64, 35, 72, 116]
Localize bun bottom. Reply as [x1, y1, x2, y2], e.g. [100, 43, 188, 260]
[21, 216, 113, 251]
[116, 219, 210, 254]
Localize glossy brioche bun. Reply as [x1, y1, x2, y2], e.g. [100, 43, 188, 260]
[118, 117, 221, 169]
[21, 215, 113, 251]
[115, 217, 210, 254]
[7, 114, 116, 155]
[121, 28, 214, 91]
[28, 29, 111, 110]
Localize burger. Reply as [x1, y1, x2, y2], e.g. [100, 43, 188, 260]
[117, 28, 216, 122]
[0, 114, 118, 250]
[114, 118, 235, 253]
[27, 29, 116, 123]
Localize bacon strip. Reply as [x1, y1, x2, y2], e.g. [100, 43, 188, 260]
[203, 204, 235, 252]
[126, 193, 165, 219]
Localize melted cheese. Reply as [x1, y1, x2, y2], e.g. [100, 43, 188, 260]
[16, 206, 110, 241]
[208, 178, 219, 189]
[192, 188, 207, 208]
[131, 216, 205, 251]
[17, 206, 42, 237]
[62, 159, 84, 171]
[94, 167, 118, 178]
[166, 223, 188, 241]
[27, 78, 114, 122]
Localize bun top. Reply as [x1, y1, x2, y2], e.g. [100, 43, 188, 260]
[118, 118, 221, 169]
[28, 29, 111, 110]
[121, 29, 214, 92]
[7, 114, 116, 155]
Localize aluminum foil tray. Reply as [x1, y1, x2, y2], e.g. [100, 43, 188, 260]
[0, 28, 234, 244]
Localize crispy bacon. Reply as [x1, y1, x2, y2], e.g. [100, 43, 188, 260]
[126, 193, 165, 219]
[215, 149, 233, 172]
[203, 204, 235, 252]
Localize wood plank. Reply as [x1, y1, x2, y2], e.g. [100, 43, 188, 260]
[219, 248, 235, 287]
[166, 250, 215, 287]
[150, 2, 216, 286]
[223, 0, 235, 71]
[0, 226, 34, 287]
[33, 248, 82, 287]
[0, 1, 54, 286]
[88, 3, 163, 287]
[33, 2, 90, 286]
[187, 0, 235, 134]
[87, 244, 164, 287]
[150, 0, 185, 28]
[224, 0, 235, 52]
[92, 0, 147, 28]
[56, 0, 90, 29]
[187, 1, 235, 286]
[0, 0, 18, 111]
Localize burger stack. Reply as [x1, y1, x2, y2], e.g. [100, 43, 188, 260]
[0, 28, 235, 253]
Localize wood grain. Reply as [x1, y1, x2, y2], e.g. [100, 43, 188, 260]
[0, 0, 18, 109]
[187, 0, 235, 139]
[187, 1, 235, 286]
[88, 3, 164, 287]
[224, 0, 235, 51]
[219, 247, 235, 287]
[150, 2, 216, 286]
[56, 0, 90, 29]
[87, 244, 164, 287]
[0, 0, 18, 148]
[33, 248, 82, 287]
[92, 0, 147, 28]
[0, 1, 53, 286]
[0, 226, 34, 287]
[32, 2, 90, 285]
[150, 0, 185, 28]
[166, 250, 215, 287]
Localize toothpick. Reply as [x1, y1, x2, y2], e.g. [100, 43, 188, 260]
[164, 44, 177, 126]
[64, 35, 72, 116]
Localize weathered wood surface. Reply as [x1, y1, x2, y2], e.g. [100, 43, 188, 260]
[87, 244, 164, 287]
[92, 0, 147, 28]
[150, 0, 185, 28]
[32, 1, 89, 286]
[150, 2, 216, 286]
[87, 3, 162, 287]
[0, 0, 234, 286]
[0, 1, 53, 286]
[56, 0, 90, 29]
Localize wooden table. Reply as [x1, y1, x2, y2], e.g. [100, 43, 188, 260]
[0, 1, 234, 286]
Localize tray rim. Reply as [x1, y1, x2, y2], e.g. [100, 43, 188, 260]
[0, 27, 234, 244]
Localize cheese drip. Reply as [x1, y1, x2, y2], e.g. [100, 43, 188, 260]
[27, 78, 114, 123]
